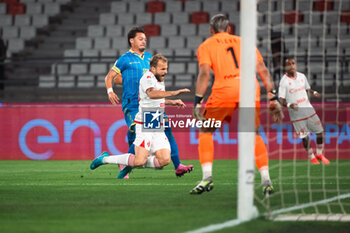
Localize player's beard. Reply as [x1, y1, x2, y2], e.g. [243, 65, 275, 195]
[139, 47, 145, 53]
[287, 70, 296, 77]
[155, 74, 164, 82]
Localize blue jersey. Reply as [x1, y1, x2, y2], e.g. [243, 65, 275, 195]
[112, 49, 152, 111]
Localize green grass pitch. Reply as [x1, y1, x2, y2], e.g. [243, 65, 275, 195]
[0, 160, 349, 233]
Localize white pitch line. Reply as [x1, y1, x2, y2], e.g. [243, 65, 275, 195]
[184, 218, 248, 233]
[270, 193, 350, 216]
[2, 181, 350, 186]
[0, 182, 236, 186]
[184, 193, 350, 233]
[0, 183, 192, 186]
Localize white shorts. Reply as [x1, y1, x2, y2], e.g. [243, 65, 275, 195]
[133, 123, 171, 154]
[292, 113, 323, 138]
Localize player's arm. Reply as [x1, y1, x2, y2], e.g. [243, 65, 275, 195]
[278, 80, 297, 110]
[279, 97, 298, 110]
[193, 64, 210, 120]
[165, 99, 186, 108]
[146, 87, 190, 99]
[194, 64, 211, 101]
[256, 61, 275, 96]
[105, 69, 121, 105]
[257, 60, 284, 121]
[306, 89, 321, 98]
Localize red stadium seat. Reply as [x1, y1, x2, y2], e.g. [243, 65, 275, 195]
[229, 23, 235, 35]
[143, 24, 161, 37]
[2, 0, 18, 4]
[284, 11, 303, 24]
[341, 11, 350, 24]
[7, 3, 25, 15]
[314, 0, 334, 11]
[146, 1, 165, 13]
[191, 12, 209, 24]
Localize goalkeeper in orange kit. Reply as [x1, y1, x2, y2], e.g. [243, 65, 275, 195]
[191, 14, 283, 195]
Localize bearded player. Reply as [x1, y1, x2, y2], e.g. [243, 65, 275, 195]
[91, 54, 190, 172]
[104, 27, 193, 178]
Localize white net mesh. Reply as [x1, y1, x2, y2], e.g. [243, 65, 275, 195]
[254, 0, 350, 220]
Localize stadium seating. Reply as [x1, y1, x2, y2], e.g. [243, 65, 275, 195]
[7, 3, 26, 15]
[341, 11, 350, 23]
[0, 0, 72, 57]
[191, 12, 209, 24]
[143, 24, 161, 37]
[0, 0, 346, 98]
[314, 0, 334, 12]
[284, 11, 303, 24]
[42, 0, 346, 91]
[146, 1, 165, 13]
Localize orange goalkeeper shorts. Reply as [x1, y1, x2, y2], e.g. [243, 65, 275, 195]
[204, 94, 261, 127]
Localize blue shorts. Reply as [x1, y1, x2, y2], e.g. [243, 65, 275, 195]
[123, 107, 138, 131]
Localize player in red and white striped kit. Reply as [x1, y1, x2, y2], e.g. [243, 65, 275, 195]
[278, 58, 330, 165]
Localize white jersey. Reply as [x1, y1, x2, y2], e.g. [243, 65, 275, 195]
[278, 72, 316, 121]
[135, 70, 165, 122]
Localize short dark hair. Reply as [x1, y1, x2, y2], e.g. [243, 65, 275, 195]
[210, 14, 229, 33]
[127, 26, 145, 47]
[150, 54, 168, 68]
[284, 57, 296, 65]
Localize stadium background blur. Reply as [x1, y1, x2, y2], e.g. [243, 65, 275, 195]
[1, 0, 349, 161]
[0, 0, 349, 103]
[1, 1, 350, 232]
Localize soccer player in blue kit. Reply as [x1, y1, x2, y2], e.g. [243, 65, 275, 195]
[104, 27, 193, 179]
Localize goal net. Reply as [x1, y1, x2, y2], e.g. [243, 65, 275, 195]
[253, 0, 350, 221]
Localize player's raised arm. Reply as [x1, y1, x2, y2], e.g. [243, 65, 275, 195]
[146, 88, 190, 99]
[105, 69, 120, 105]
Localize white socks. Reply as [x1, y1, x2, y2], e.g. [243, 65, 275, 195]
[201, 162, 212, 180]
[145, 155, 161, 168]
[103, 153, 134, 166]
[102, 154, 161, 168]
[316, 143, 324, 156]
[260, 166, 271, 185]
[308, 148, 316, 159]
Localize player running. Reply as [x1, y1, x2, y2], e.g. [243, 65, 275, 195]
[104, 27, 193, 178]
[278, 58, 330, 165]
[91, 54, 190, 172]
[191, 14, 283, 195]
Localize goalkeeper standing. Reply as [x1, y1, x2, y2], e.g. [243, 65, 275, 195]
[191, 14, 282, 195]
[104, 27, 193, 178]
[278, 58, 329, 165]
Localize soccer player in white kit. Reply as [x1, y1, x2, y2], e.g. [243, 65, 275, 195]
[278, 58, 330, 165]
[90, 54, 190, 170]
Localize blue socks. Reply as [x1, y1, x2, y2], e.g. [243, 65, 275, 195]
[164, 126, 181, 169]
[128, 143, 135, 154]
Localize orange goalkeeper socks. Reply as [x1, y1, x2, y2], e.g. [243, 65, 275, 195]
[198, 133, 214, 165]
[255, 135, 268, 170]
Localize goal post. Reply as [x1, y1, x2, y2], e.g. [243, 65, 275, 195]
[253, 0, 350, 222]
[238, 0, 350, 223]
[237, 0, 259, 221]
